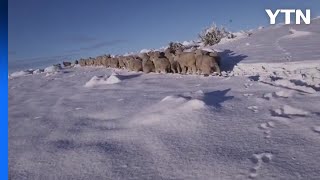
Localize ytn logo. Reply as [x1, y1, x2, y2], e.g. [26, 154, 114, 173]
[266, 9, 311, 25]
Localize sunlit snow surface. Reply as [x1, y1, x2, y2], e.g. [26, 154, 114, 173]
[9, 19, 320, 179]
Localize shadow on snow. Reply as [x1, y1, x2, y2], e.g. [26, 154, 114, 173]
[203, 88, 234, 108]
[219, 49, 248, 72]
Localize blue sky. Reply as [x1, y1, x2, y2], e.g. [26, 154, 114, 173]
[8, 0, 320, 70]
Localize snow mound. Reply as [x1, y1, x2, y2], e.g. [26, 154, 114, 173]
[84, 74, 121, 87]
[161, 95, 186, 103]
[182, 40, 199, 48]
[123, 52, 137, 56]
[285, 29, 313, 38]
[10, 70, 33, 77]
[161, 95, 206, 111]
[33, 69, 44, 74]
[129, 94, 206, 133]
[140, 49, 152, 53]
[272, 105, 309, 117]
[181, 90, 205, 99]
[44, 65, 62, 73]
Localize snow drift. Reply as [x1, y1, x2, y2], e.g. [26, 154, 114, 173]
[84, 74, 121, 87]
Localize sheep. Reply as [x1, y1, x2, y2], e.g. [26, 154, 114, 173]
[168, 42, 184, 52]
[79, 59, 86, 66]
[133, 56, 143, 72]
[86, 57, 94, 66]
[118, 56, 126, 69]
[94, 56, 104, 66]
[208, 51, 221, 67]
[93, 58, 99, 66]
[109, 57, 119, 68]
[92, 55, 119, 69]
[83, 59, 89, 66]
[101, 55, 109, 67]
[148, 51, 171, 73]
[107, 55, 113, 67]
[139, 53, 155, 73]
[164, 49, 181, 73]
[125, 55, 143, 72]
[172, 49, 197, 74]
[195, 49, 221, 76]
[121, 56, 131, 71]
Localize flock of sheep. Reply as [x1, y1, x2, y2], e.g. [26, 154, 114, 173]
[74, 46, 221, 76]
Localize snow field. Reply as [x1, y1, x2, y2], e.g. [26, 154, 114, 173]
[8, 18, 320, 179]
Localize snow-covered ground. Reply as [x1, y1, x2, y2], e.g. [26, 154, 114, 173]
[9, 19, 320, 179]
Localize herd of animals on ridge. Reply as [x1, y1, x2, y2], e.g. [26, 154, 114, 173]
[65, 44, 222, 76]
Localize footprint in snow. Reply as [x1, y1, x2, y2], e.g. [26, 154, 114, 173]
[263, 91, 293, 100]
[259, 121, 275, 139]
[243, 93, 254, 97]
[244, 83, 253, 89]
[249, 152, 273, 179]
[248, 106, 259, 113]
[263, 93, 273, 100]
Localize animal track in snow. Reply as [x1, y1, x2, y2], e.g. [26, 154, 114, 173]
[244, 83, 253, 89]
[249, 152, 273, 179]
[248, 106, 259, 113]
[263, 90, 293, 100]
[243, 93, 254, 97]
[263, 93, 273, 100]
[274, 90, 293, 98]
[312, 126, 320, 134]
[271, 105, 309, 118]
[259, 121, 275, 138]
[275, 34, 293, 62]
